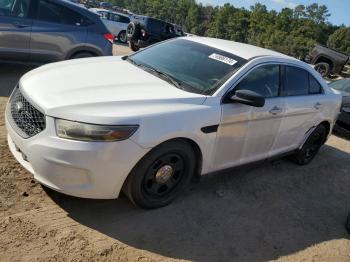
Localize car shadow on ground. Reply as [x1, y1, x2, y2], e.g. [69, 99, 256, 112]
[0, 64, 36, 97]
[46, 144, 350, 262]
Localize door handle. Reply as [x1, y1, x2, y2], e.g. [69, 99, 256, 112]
[13, 22, 29, 28]
[314, 102, 322, 110]
[269, 106, 283, 115]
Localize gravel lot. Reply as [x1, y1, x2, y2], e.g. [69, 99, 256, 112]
[0, 44, 350, 262]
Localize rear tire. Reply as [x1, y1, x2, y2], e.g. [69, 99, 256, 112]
[129, 41, 140, 52]
[70, 52, 95, 59]
[290, 125, 327, 165]
[346, 212, 350, 234]
[315, 62, 331, 77]
[123, 140, 196, 209]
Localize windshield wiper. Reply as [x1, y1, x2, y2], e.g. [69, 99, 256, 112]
[126, 58, 198, 92]
[138, 64, 185, 90]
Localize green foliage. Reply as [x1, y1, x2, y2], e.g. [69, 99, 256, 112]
[327, 27, 350, 54]
[110, 0, 348, 59]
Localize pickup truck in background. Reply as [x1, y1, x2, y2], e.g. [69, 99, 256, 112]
[306, 45, 350, 77]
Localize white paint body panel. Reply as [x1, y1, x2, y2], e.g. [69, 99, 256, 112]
[6, 38, 342, 199]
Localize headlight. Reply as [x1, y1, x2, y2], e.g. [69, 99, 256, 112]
[55, 119, 138, 142]
[343, 104, 350, 113]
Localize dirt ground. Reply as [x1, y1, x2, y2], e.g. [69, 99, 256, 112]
[1, 44, 350, 262]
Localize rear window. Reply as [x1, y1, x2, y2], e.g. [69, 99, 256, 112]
[284, 66, 309, 96]
[37, 0, 91, 26]
[282, 66, 323, 96]
[309, 75, 322, 94]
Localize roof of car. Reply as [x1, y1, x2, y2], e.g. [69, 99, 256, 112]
[186, 37, 294, 60]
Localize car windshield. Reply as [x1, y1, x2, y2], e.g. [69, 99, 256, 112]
[329, 79, 350, 93]
[127, 39, 247, 95]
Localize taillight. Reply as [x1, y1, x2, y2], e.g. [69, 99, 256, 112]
[103, 33, 114, 44]
[141, 29, 147, 38]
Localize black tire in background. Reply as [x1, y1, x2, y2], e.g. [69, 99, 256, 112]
[118, 31, 127, 44]
[315, 62, 331, 77]
[123, 140, 196, 209]
[126, 22, 140, 40]
[129, 41, 140, 52]
[290, 124, 327, 165]
[346, 212, 350, 234]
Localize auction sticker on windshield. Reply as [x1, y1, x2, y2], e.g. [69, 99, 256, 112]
[209, 53, 237, 66]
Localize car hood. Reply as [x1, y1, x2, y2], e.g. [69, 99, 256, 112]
[19, 56, 207, 124]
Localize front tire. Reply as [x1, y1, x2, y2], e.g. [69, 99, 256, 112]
[123, 140, 196, 209]
[290, 125, 327, 165]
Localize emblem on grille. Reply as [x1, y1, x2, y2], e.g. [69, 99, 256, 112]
[14, 101, 24, 113]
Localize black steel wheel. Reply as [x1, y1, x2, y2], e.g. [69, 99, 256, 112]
[290, 125, 327, 165]
[123, 140, 196, 209]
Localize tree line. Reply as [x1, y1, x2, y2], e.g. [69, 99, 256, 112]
[111, 0, 350, 58]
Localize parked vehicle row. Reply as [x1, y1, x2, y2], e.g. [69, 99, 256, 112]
[127, 15, 185, 51]
[5, 37, 342, 208]
[329, 79, 350, 133]
[89, 8, 130, 43]
[306, 44, 350, 77]
[0, 0, 113, 64]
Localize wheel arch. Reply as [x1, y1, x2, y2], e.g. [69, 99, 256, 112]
[122, 137, 204, 192]
[65, 46, 103, 60]
[319, 120, 331, 142]
[315, 56, 334, 69]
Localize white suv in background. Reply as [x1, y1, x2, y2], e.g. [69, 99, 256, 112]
[5, 37, 342, 208]
[90, 8, 130, 43]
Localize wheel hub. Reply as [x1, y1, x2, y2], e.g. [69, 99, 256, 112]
[155, 165, 174, 184]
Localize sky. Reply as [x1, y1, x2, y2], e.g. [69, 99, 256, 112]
[197, 0, 350, 26]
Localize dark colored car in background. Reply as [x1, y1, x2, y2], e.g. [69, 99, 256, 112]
[306, 45, 349, 77]
[329, 78, 350, 133]
[126, 15, 184, 51]
[0, 0, 113, 64]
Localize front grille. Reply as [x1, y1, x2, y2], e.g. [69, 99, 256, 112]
[7, 88, 46, 138]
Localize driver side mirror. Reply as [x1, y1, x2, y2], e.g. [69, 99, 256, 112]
[230, 90, 265, 107]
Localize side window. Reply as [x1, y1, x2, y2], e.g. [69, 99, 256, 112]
[37, 0, 89, 26]
[309, 74, 323, 94]
[98, 11, 108, 20]
[119, 15, 130, 24]
[283, 66, 309, 96]
[235, 64, 280, 98]
[0, 0, 30, 18]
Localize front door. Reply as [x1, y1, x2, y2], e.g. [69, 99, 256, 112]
[0, 0, 32, 61]
[214, 64, 285, 170]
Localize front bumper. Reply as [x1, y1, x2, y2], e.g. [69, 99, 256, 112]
[5, 114, 149, 199]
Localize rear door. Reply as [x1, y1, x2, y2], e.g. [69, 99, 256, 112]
[271, 65, 326, 155]
[30, 0, 88, 62]
[0, 0, 33, 61]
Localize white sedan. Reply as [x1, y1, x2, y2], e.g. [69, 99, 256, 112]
[90, 8, 130, 43]
[5, 37, 341, 208]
